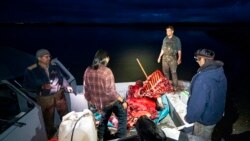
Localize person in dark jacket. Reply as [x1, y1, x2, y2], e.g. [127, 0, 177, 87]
[135, 115, 167, 141]
[185, 48, 227, 140]
[23, 49, 73, 139]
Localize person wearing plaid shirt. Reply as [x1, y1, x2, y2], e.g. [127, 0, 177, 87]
[83, 49, 127, 141]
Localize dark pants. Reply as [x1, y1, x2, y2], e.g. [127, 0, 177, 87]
[36, 89, 68, 138]
[162, 58, 178, 88]
[98, 101, 127, 139]
[193, 122, 215, 141]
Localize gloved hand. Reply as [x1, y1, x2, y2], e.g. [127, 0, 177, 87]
[67, 86, 77, 95]
[66, 86, 73, 93]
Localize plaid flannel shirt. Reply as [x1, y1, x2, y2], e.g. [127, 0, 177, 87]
[83, 65, 119, 110]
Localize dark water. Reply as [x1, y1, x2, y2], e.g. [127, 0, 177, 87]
[0, 24, 249, 97]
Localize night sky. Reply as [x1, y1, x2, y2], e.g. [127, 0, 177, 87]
[1, 0, 250, 23]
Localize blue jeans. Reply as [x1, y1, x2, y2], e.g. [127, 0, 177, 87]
[98, 101, 127, 139]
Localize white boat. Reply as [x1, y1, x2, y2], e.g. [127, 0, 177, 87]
[0, 47, 203, 141]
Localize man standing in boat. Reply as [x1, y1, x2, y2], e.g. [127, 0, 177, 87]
[185, 48, 227, 140]
[83, 49, 128, 141]
[23, 49, 73, 139]
[157, 25, 182, 91]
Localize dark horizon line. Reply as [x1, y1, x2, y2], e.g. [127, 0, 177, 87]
[0, 21, 250, 28]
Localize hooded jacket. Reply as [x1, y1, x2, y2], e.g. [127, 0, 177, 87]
[185, 60, 227, 125]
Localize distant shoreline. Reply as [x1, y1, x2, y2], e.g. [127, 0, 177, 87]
[0, 22, 250, 28]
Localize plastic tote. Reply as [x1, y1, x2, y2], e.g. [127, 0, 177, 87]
[58, 109, 97, 141]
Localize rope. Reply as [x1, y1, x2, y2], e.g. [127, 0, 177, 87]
[70, 113, 90, 141]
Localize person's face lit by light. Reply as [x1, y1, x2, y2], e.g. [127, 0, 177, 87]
[166, 28, 174, 38]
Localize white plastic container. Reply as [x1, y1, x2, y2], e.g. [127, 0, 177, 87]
[58, 109, 97, 141]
